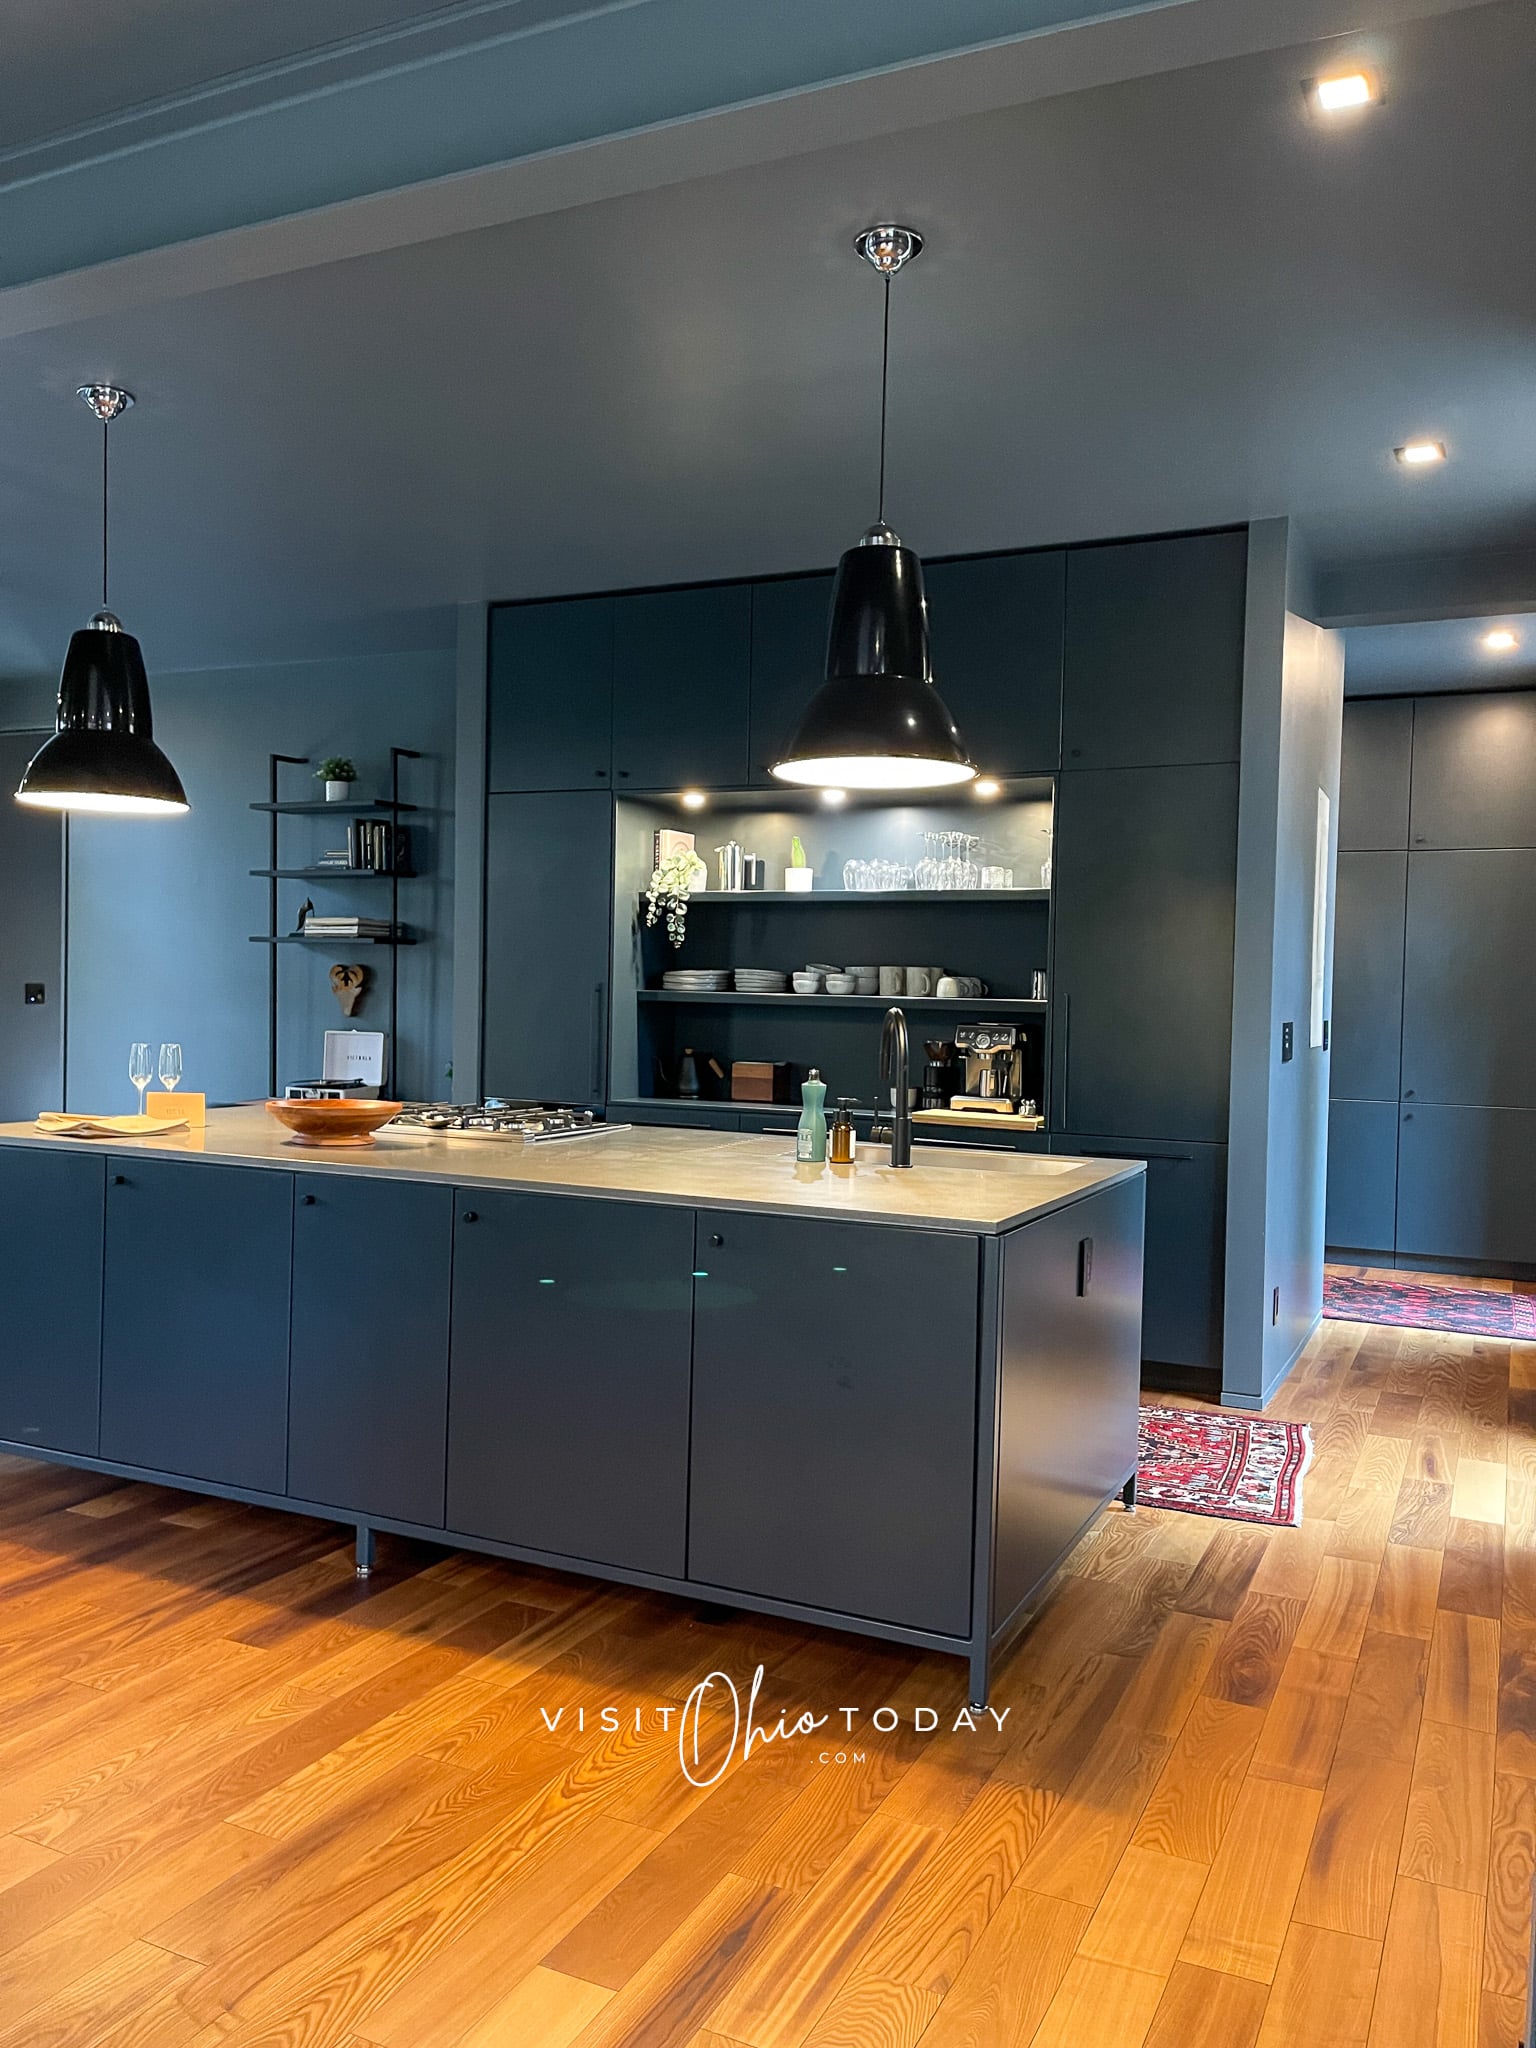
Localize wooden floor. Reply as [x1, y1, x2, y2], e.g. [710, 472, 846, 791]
[0, 1278, 1530, 2046]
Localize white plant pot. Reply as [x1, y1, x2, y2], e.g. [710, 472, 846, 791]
[325, 781, 353, 802]
[784, 867, 814, 893]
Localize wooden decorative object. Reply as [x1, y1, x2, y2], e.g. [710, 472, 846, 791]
[329, 964, 369, 1015]
[263, 1099, 403, 1147]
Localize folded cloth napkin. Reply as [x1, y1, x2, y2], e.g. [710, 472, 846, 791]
[35, 1112, 189, 1138]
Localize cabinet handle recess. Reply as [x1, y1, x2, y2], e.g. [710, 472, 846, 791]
[300, 1192, 316, 1205]
[462, 1209, 479, 1223]
[112, 1173, 127, 1186]
[590, 983, 606, 1099]
[709, 1232, 724, 1246]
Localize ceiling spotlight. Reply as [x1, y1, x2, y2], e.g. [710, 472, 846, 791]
[1481, 628, 1520, 653]
[820, 788, 848, 806]
[680, 789, 707, 810]
[1313, 71, 1377, 112]
[1394, 440, 1447, 467]
[973, 777, 1003, 799]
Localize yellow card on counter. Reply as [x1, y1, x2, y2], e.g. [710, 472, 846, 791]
[148, 1092, 205, 1126]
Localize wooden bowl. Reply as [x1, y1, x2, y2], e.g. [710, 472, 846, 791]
[264, 1099, 404, 1147]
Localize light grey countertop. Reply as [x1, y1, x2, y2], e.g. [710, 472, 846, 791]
[0, 1107, 1144, 1235]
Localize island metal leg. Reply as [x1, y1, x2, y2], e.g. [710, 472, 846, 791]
[355, 1523, 376, 1578]
[968, 1642, 991, 1713]
[1121, 1471, 1138, 1512]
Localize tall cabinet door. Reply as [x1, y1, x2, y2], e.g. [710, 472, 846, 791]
[483, 791, 613, 1105]
[1062, 530, 1247, 770]
[488, 598, 614, 792]
[1052, 763, 1239, 1144]
[447, 1192, 694, 1575]
[747, 573, 833, 786]
[923, 552, 1065, 775]
[0, 1147, 103, 1455]
[1331, 852, 1407, 1104]
[289, 1175, 453, 1525]
[689, 1212, 978, 1636]
[612, 585, 751, 790]
[100, 1159, 292, 1493]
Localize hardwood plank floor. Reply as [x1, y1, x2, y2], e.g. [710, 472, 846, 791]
[0, 1273, 1528, 2044]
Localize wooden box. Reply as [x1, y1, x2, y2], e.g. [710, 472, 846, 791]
[731, 1061, 797, 1105]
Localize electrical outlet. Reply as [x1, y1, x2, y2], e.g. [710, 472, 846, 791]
[1281, 1021, 1294, 1062]
[1272, 1285, 1281, 1325]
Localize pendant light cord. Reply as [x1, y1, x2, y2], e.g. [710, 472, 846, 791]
[877, 274, 891, 525]
[101, 419, 109, 610]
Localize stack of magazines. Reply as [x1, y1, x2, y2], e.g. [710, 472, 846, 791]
[298, 915, 394, 939]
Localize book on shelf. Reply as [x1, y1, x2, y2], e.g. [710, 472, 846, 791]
[345, 820, 407, 873]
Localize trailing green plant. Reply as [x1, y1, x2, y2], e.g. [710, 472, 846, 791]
[315, 757, 357, 783]
[646, 847, 707, 948]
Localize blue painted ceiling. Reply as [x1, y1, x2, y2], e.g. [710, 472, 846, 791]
[0, 0, 1531, 683]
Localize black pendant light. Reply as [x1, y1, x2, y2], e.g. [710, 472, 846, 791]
[772, 225, 974, 791]
[16, 385, 189, 817]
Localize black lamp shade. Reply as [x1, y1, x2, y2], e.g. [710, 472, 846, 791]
[16, 619, 188, 814]
[771, 531, 974, 789]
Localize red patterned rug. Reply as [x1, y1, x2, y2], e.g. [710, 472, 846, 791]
[1138, 1407, 1311, 1526]
[1324, 1273, 1536, 1339]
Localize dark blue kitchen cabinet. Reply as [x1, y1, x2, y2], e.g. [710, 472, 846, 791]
[923, 551, 1065, 775]
[612, 585, 751, 789]
[0, 1147, 103, 1455]
[1397, 1104, 1536, 1268]
[447, 1191, 693, 1574]
[488, 597, 614, 792]
[288, 1175, 452, 1525]
[100, 1159, 292, 1493]
[1051, 762, 1238, 1144]
[1057, 1137, 1226, 1374]
[747, 573, 834, 785]
[1402, 851, 1536, 1110]
[1331, 852, 1407, 1103]
[1061, 530, 1247, 770]
[483, 791, 613, 1105]
[1325, 1100, 1398, 1254]
[688, 1211, 978, 1635]
[1409, 691, 1536, 851]
[1340, 698, 1413, 851]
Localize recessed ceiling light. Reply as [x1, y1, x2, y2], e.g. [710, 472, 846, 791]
[1313, 70, 1377, 112]
[1481, 628, 1520, 653]
[680, 789, 706, 810]
[820, 788, 848, 806]
[973, 778, 1003, 799]
[1394, 440, 1447, 467]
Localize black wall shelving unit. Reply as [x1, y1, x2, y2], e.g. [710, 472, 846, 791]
[250, 747, 420, 1097]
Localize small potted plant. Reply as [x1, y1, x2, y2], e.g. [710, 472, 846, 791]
[646, 844, 707, 948]
[316, 757, 358, 802]
[785, 834, 814, 893]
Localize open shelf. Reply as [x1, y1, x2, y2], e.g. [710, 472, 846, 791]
[250, 797, 416, 816]
[639, 990, 1044, 1012]
[251, 867, 412, 881]
[250, 932, 415, 947]
[644, 889, 1049, 906]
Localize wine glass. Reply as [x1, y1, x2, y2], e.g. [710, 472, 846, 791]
[128, 1042, 152, 1114]
[157, 1043, 182, 1093]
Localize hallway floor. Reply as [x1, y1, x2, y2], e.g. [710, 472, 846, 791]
[0, 1284, 1526, 2045]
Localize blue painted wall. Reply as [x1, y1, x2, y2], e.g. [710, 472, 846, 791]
[3, 648, 455, 1109]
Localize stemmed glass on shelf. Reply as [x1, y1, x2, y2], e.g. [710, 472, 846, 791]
[157, 1043, 182, 1093]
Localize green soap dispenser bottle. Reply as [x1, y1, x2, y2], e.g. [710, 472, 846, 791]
[796, 1067, 828, 1164]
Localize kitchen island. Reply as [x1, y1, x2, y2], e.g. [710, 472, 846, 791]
[0, 1111, 1144, 1703]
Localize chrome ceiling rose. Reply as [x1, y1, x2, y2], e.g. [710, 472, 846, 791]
[76, 384, 134, 424]
[854, 225, 923, 276]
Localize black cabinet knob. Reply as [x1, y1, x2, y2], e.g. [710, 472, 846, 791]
[112, 1173, 127, 1186]
[300, 1192, 316, 1205]
[617, 769, 631, 778]
[709, 1232, 724, 1246]
[462, 1209, 479, 1223]
[594, 768, 608, 779]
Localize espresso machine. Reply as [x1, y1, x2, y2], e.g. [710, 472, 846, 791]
[952, 1023, 1028, 1113]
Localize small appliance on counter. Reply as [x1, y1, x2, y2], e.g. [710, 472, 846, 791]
[285, 1029, 387, 1100]
[921, 1038, 963, 1109]
[952, 1023, 1027, 1113]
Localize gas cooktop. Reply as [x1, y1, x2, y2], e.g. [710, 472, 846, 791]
[384, 1101, 623, 1142]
